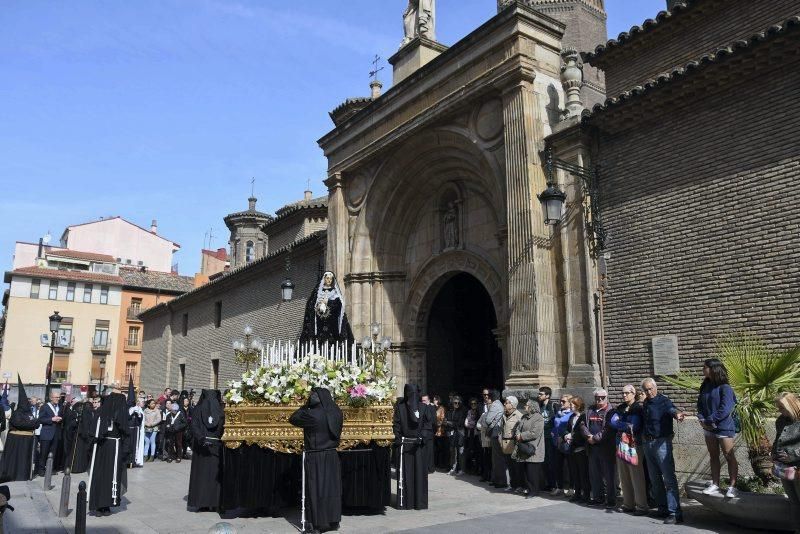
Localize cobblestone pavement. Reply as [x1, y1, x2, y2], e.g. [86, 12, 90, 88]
[3, 461, 764, 533]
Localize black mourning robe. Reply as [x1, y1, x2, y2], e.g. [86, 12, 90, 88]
[88, 393, 129, 511]
[63, 402, 91, 473]
[188, 389, 224, 510]
[289, 387, 343, 531]
[126, 407, 143, 467]
[299, 273, 354, 346]
[393, 384, 428, 510]
[421, 403, 436, 473]
[0, 378, 36, 482]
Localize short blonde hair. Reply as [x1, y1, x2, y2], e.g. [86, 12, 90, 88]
[776, 392, 800, 421]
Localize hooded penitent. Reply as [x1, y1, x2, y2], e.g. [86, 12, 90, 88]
[187, 389, 225, 511]
[313, 387, 343, 442]
[9, 375, 36, 431]
[404, 384, 420, 424]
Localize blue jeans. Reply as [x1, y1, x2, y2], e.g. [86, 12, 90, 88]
[144, 431, 157, 457]
[642, 436, 681, 517]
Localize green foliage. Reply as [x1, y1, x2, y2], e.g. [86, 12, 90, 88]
[731, 476, 786, 495]
[663, 334, 800, 450]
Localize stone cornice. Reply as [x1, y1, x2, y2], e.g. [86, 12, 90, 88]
[343, 271, 407, 285]
[317, 4, 565, 174]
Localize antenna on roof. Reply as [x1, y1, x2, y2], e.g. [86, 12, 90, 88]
[251, 177, 255, 198]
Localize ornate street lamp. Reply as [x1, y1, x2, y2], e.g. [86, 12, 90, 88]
[281, 278, 295, 302]
[45, 311, 62, 399]
[98, 357, 107, 393]
[233, 325, 263, 372]
[538, 146, 607, 253]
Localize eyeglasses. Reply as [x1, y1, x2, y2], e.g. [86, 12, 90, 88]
[594, 396, 606, 400]
[622, 391, 634, 395]
[482, 393, 489, 396]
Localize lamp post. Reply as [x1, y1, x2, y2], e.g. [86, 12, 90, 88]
[45, 311, 62, 399]
[361, 322, 391, 372]
[537, 146, 607, 253]
[98, 357, 106, 393]
[232, 325, 263, 372]
[281, 256, 295, 302]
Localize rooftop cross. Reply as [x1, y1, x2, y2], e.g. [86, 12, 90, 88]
[369, 54, 384, 82]
[250, 177, 255, 197]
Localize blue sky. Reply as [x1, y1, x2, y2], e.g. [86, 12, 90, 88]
[0, 0, 666, 275]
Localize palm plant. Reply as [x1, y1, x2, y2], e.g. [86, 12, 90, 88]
[663, 333, 800, 482]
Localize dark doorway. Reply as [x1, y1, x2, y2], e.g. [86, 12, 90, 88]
[425, 272, 503, 400]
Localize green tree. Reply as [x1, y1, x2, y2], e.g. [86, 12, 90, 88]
[663, 334, 800, 482]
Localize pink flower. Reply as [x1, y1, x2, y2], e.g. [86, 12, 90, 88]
[349, 384, 368, 398]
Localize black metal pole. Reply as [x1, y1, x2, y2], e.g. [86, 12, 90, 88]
[75, 481, 87, 533]
[45, 333, 55, 401]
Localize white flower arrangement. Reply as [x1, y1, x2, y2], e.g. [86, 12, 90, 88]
[225, 354, 397, 407]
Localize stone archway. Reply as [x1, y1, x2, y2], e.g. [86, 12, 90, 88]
[400, 250, 507, 393]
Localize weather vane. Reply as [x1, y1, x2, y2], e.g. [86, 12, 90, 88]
[369, 54, 384, 82]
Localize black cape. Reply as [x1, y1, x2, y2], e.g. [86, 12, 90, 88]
[392, 384, 428, 510]
[188, 389, 224, 510]
[289, 387, 343, 530]
[88, 393, 129, 511]
[0, 378, 36, 482]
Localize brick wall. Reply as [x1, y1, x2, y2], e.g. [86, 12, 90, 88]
[596, 0, 799, 96]
[596, 45, 800, 407]
[140, 238, 325, 395]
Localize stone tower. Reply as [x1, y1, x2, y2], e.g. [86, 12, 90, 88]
[224, 197, 272, 269]
[499, 0, 608, 107]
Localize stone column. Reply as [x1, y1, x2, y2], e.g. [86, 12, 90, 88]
[500, 71, 559, 390]
[325, 172, 348, 282]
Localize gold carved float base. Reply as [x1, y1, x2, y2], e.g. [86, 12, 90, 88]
[223, 402, 394, 454]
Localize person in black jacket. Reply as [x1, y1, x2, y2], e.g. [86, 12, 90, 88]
[579, 388, 617, 508]
[164, 403, 187, 463]
[444, 395, 466, 475]
[188, 389, 224, 512]
[565, 396, 590, 503]
[289, 387, 343, 532]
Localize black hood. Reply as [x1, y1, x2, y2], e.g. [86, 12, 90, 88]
[311, 387, 343, 441]
[403, 383, 420, 423]
[126, 375, 136, 407]
[196, 389, 224, 427]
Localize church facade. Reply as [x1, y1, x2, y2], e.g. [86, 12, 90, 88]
[319, 1, 607, 398]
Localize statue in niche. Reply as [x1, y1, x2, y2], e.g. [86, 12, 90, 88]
[299, 271, 354, 346]
[443, 201, 459, 250]
[402, 0, 436, 47]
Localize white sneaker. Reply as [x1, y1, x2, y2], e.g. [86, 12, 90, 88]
[702, 484, 720, 495]
[725, 486, 738, 499]
[504, 486, 513, 492]
[447, 468, 456, 475]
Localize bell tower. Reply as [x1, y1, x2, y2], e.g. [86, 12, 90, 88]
[224, 196, 272, 269]
[499, 0, 608, 107]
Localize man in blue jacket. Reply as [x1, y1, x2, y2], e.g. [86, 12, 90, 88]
[641, 378, 685, 525]
[36, 391, 63, 476]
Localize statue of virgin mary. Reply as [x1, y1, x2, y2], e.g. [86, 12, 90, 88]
[299, 271, 354, 346]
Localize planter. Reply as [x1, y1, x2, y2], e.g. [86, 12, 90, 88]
[685, 480, 795, 532]
[222, 401, 395, 453]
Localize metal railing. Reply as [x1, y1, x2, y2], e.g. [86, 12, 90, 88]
[54, 338, 75, 352]
[126, 307, 142, 320]
[124, 339, 142, 351]
[91, 338, 112, 352]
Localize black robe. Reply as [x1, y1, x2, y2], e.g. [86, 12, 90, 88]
[421, 403, 436, 474]
[88, 393, 129, 511]
[188, 389, 224, 510]
[393, 384, 428, 510]
[63, 402, 91, 473]
[289, 388, 343, 531]
[126, 407, 143, 467]
[0, 409, 37, 482]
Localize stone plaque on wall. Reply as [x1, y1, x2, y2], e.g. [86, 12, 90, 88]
[652, 335, 679, 376]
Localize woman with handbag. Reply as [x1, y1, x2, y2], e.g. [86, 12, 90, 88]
[565, 396, 591, 503]
[513, 399, 545, 498]
[501, 396, 523, 492]
[697, 358, 739, 498]
[610, 385, 648, 515]
[773, 392, 800, 531]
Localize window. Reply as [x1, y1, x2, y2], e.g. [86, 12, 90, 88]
[214, 301, 222, 328]
[179, 363, 186, 391]
[212, 359, 219, 389]
[130, 298, 142, 314]
[66, 282, 75, 301]
[100, 285, 109, 304]
[182, 313, 188, 336]
[93, 320, 110, 348]
[246, 241, 255, 263]
[30, 279, 40, 299]
[124, 361, 137, 383]
[57, 317, 73, 347]
[83, 284, 93, 303]
[127, 326, 140, 346]
[125, 259, 132, 265]
[48, 280, 58, 300]
[53, 355, 69, 383]
[137, 260, 143, 266]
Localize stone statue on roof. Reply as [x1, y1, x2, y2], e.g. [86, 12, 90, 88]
[402, 0, 436, 47]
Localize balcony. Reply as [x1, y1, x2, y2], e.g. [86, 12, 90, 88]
[54, 338, 75, 352]
[91, 338, 112, 353]
[124, 339, 142, 352]
[127, 307, 142, 321]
